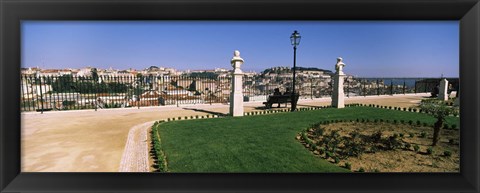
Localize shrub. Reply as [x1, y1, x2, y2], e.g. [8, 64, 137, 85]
[301, 132, 308, 140]
[358, 167, 365, 172]
[386, 135, 401, 150]
[393, 120, 398, 124]
[449, 139, 455, 144]
[347, 143, 365, 157]
[400, 120, 405, 124]
[349, 131, 360, 139]
[416, 120, 421, 126]
[422, 122, 428, 127]
[413, 144, 420, 152]
[311, 122, 322, 129]
[403, 107, 407, 111]
[373, 168, 381, 172]
[427, 147, 434, 155]
[420, 132, 427, 138]
[408, 120, 413, 125]
[399, 133, 404, 138]
[444, 150, 452, 157]
[371, 131, 383, 143]
[404, 142, 411, 150]
[314, 128, 325, 136]
[374, 119, 378, 123]
[319, 147, 325, 154]
[409, 132, 415, 138]
[334, 157, 340, 164]
[344, 162, 352, 170]
[451, 124, 457, 130]
[331, 130, 340, 139]
[325, 151, 334, 159]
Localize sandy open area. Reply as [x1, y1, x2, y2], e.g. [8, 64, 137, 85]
[21, 93, 431, 172]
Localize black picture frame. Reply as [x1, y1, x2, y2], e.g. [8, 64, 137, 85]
[1, 0, 479, 192]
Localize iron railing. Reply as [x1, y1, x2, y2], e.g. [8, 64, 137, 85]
[21, 74, 459, 112]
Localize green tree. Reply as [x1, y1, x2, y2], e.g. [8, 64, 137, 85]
[91, 68, 98, 82]
[51, 75, 75, 93]
[419, 100, 458, 146]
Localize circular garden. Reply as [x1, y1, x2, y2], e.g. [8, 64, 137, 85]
[297, 118, 459, 172]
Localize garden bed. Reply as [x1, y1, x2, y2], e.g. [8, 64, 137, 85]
[297, 120, 459, 172]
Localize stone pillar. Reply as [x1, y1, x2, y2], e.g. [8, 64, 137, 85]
[332, 57, 346, 108]
[438, 78, 448, 101]
[230, 50, 244, 117]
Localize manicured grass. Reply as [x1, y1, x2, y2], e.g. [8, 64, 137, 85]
[156, 107, 459, 172]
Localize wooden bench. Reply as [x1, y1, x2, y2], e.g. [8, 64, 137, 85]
[263, 94, 299, 109]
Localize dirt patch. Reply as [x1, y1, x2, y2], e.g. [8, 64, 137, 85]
[297, 121, 459, 172]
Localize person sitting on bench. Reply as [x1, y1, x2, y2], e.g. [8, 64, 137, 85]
[273, 88, 281, 107]
[283, 88, 291, 96]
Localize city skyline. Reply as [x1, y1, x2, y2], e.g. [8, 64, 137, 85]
[22, 21, 459, 77]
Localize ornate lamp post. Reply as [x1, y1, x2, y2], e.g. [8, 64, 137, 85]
[290, 30, 301, 112]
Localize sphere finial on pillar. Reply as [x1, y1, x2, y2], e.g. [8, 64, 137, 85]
[335, 57, 346, 75]
[231, 50, 244, 74]
[332, 57, 346, 108]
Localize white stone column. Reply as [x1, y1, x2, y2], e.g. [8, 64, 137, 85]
[230, 50, 244, 117]
[331, 57, 346, 108]
[438, 78, 448, 101]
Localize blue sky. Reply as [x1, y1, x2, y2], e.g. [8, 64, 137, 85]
[22, 21, 459, 77]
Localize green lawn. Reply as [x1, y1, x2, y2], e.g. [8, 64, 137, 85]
[156, 107, 459, 172]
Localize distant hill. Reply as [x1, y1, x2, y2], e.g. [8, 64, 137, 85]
[295, 67, 333, 75]
[261, 66, 333, 75]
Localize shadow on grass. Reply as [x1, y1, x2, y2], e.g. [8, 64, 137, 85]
[182, 107, 228, 116]
[297, 104, 324, 108]
[253, 105, 290, 110]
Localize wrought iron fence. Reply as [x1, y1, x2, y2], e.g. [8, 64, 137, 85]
[21, 74, 459, 112]
[20, 74, 231, 112]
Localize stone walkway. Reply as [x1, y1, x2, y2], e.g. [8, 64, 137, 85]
[118, 121, 155, 172]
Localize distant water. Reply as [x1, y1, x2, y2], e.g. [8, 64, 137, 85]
[361, 78, 419, 87]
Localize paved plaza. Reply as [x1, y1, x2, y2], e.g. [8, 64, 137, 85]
[21, 93, 430, 172]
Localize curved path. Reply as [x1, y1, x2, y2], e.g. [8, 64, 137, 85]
[118, 121, 156, 172]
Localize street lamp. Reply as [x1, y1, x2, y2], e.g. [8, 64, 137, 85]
[290, 30, 301, 112]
